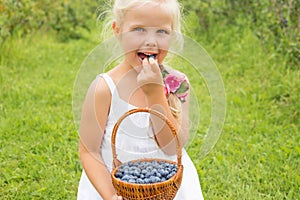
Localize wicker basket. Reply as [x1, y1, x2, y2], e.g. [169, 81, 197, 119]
[111, 108, 183, 200]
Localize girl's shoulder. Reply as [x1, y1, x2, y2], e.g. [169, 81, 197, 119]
[90, 74, 112, 105]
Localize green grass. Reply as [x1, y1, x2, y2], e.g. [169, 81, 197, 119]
[193, 26, 300, 199]
[0, 32, 97, 199]
[1, 23, 299, 199]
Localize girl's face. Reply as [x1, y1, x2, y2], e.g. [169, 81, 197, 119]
[113, 3, 173, 69]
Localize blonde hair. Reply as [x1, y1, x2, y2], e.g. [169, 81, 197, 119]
[114, 0, 181, 33]
[99, 0, 183, 41]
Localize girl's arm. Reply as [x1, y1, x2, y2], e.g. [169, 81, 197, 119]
[79, 77, 121, 200]
[138, 58, 190, 155]
[145, 87, 190, 155]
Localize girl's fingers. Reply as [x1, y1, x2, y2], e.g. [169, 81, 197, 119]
[142, 57, 152, 73]
[142, 57, 159, 73]
[149, 57, 160, 73]
[112, 194, 122, 200]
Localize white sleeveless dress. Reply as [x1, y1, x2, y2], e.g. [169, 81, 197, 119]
[77, 73, 204, 200]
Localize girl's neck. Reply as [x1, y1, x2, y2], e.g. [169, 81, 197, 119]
[108, 61, 139, 87]
[111, 60, 136, 75]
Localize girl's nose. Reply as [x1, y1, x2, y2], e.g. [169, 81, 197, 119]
[144, 35, 157, 47]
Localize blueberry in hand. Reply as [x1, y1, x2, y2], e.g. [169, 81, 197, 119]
[148, 54, 155, 60]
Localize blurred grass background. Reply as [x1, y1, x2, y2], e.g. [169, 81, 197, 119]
[0, 0, 299, 199]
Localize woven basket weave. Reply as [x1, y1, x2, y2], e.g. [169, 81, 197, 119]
[111, 108, 183, 200]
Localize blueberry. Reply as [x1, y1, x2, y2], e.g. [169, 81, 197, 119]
[156, 172, 162, 178]
[116, 171, 123, 178]
[136, 178, 144, 184]
[123, 168, 129, 175]
[155, 176, 161, 183]
[144, 178, 150, 184]
[121, 174, 130, 181]
[133, 169, 141, 177]
[149, 176, 157, 183]
[128, 178, 136, 183]
[167, 171, 176, 179]
[115, 160, 178, 184]
[148, 54, 155, 60]
[150, 171, 155, 176]
[145, 171, 151, 178]
[146, 166, 153, 171]
[158, 168, 164, 174]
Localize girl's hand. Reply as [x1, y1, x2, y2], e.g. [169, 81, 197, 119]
[112, 194, 123, 200]
[137, 57, 164, 95]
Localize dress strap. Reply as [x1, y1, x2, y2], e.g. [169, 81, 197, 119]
[98, 73, 119, 97]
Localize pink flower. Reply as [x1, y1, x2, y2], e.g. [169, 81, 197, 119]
[164, 74, 181, 93]
[161, 67, 190, 103]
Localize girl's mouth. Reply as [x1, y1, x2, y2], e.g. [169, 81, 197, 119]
[137, 52, 157, 62]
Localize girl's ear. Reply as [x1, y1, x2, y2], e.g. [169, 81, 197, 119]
[112, 21, 120, 35]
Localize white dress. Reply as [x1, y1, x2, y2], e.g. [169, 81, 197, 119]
[77, 73, 204, 200]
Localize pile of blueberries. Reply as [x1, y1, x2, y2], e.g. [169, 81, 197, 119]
[114, 160, 178, 184]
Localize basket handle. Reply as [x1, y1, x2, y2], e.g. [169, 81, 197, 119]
[111, 107, 182, 168]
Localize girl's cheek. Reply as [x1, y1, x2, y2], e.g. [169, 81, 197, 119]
[157, 38, 171, 52]
[120, 33, 145, 52]
[157, 50, 168, 64]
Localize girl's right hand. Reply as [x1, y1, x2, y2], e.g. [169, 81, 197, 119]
[137, 57, 164, 96]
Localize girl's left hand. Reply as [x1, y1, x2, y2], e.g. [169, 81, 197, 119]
[137, 57, 164, 95]
[112, 194, 123, 200]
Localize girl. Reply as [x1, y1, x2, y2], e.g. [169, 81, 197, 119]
[77, 0, 204, 199]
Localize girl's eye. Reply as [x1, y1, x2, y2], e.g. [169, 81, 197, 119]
[133, 27, 145, 32]
[157, 29, 170, 34]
